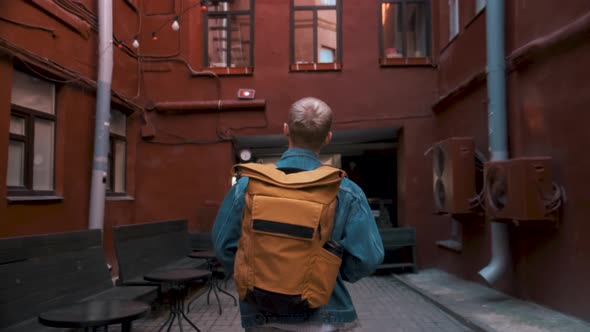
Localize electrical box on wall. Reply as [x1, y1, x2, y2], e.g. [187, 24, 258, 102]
[484, 157, 560, 222]
[237, 89, 256, 100]
[432, 137, 477, 214]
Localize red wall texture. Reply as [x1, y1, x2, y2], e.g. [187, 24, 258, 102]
[1, 0, 590, 322]
[431, 0, 590, 321]
[134, 0, 436, 238]
[0, 0, 437, 274]
[0, 0, 141, 266]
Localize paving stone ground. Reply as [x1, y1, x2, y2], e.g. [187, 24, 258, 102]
[106, 275, 472, 332]
[397, 269, 590, 332]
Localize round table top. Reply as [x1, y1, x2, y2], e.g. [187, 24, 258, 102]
[189, 250, 217, 259]
[38, 299, 150, 328]
[144, 268, 211, 283]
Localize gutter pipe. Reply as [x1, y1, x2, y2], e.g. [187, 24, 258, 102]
[88, 0, 113, 230]
[478, 0, 510, 285]
[149, 99, 267, 113]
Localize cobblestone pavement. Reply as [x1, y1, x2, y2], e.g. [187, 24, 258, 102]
[114, 275, 472, 332]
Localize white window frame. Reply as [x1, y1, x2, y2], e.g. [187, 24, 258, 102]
[449, 0, 459, 40]
[107, 109, 127, 195]
[379, 0, 432, 60]
[203, 0, 255, 68]
[475, 0, 486, 13]
[291, 0, 342, 66]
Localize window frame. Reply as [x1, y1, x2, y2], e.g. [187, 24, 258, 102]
[202, 0, 255, 72]
[106, 109, 127, 196]
[378, 0, 432, 66]
[290, 0, 343, 72]
[449, 0, 459, 40]
[475, 0, 486, 13]
[8, 104, 57, 197]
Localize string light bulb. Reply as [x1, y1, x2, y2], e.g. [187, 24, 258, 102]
[171, 17, 180, 31]
[151, 32, 158, 41]
[132, 36, 139, 48]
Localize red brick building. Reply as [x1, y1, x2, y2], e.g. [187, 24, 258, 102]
[1, 0, 589, 322]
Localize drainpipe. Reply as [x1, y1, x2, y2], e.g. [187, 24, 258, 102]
[88, 0, 113, 230]
[478, 0, 510, 285]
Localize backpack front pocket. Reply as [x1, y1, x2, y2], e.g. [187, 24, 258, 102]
[249, 195, 323, 296]
[303, 247, 342, 308]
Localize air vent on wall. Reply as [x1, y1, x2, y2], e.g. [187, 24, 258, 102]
[484, 157, 564, 224]
[432, 137, 478, 214]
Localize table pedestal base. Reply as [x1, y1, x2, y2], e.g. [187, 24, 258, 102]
[188, 274, 237, 315]
[158, 288, 201, 332]
[83, 324, 130, 332]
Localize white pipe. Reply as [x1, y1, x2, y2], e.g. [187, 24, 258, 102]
[478, 0, 510, 285]
[88, 0, 113, 230]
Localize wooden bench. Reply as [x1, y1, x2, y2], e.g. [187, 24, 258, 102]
[0, 229, 157, 332]
[113, 220, 207, 286]
[377, 227, 417, 272]
[189, 231, 214, 251]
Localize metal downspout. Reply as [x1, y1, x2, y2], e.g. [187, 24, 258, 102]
[88, 0, 113, 230]
[478, 0, 510, 285]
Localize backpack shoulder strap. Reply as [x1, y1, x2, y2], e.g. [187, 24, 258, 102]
[232, 163, 346, 189]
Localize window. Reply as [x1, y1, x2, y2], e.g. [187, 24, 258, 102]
[203, 0, 254, 69]
[380, 0, 431, 63]
[449, 0, 459, 40]
[7, 70, 56, 195]
[291, 0, 342, 70]
[107, 109, 127, 194]
[319, 46, 335, 63]
[475, 0, 486, 13]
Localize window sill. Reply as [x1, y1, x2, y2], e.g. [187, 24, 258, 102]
[7, 195, 64, 204]
[289, 63, 342, 72]
[436, 239, 463, 253]
[106, 195, 135, 201]
[200, 67, 254, 76]
[379, 57, 433, 67]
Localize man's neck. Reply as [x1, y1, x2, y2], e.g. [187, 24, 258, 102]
[288, 144, 320, 156]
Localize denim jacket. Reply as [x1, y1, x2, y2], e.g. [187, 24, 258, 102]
[212, 148, 385, 328]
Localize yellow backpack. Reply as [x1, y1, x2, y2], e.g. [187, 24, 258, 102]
[232, 163, 346, 314]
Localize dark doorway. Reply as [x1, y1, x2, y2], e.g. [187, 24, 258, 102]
[342, 149, 397, 227]
[233, 127, 400, 228]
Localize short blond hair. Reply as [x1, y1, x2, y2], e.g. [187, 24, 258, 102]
[288, 97, 333, 151]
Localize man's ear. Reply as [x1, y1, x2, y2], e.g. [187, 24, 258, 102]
[283, 123, 290, 136]
[323, 131, 333, 146]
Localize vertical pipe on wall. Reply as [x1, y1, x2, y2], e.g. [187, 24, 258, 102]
[479, 0, 510, 285]
[88, 0, 113, 230]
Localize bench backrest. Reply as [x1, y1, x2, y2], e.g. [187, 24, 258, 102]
[379, 227, 417, 248]
[0, 229, 113, 329]
[113, 220, 190, 283]
[189, 231, 213, 251]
